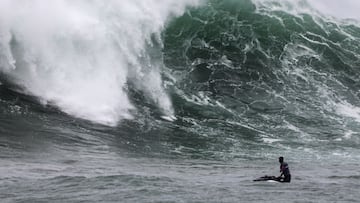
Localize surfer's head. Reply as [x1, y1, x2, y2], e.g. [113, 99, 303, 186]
[279, 157, 284, 163]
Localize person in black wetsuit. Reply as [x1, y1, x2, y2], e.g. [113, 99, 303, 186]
[278, 157, 291, 182]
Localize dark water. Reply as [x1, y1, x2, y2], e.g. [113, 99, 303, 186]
[1, 0, 360, 202]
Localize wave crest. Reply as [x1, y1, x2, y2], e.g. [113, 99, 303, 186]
[0, 0, 203, 125]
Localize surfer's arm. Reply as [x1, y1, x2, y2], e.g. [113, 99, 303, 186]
[279, 172, 284, 177]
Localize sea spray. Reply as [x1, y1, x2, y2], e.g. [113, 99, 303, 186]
[0, 0, 203, 125]
[253, 0, 360, 20]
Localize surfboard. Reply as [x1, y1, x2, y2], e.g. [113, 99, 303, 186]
[253, 175, 281, 182]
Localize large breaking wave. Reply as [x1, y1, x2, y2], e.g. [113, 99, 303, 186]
[0, 0, 203, 126]
[1, 0, 360, 139]
[158, 0, 360, 158]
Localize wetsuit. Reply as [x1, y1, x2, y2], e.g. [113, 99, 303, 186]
[280, 162, 291, 182]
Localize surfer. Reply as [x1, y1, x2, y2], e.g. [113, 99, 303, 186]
[277, 157, 291, 182]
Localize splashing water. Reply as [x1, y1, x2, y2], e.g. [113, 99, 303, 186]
[0, 0, 203, 126]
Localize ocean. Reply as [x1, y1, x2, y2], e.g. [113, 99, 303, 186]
[0, 0, 359, 202]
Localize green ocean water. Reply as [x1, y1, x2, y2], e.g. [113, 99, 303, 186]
[1, 0, 360, 202]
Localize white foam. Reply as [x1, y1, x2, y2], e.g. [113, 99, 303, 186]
[336, 102, 360, 122]
[0, 0, 203, 126]
[253, 0, 360, 21]
[262, 138, 282, 144]
[161, 115, 177, 122]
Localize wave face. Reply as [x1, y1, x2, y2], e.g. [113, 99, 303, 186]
[161, 0, 360, 158]
[0, 0, 202, 126]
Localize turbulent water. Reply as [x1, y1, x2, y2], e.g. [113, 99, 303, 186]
[1, 0, 360, 202]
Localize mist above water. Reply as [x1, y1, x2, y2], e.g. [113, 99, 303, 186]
[310, 0, 360, 20]
[253, 0, 360, 20]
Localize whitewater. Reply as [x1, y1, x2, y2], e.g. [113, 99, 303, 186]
[0, 0, 203, 126]
[0, 0, 360, 202]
